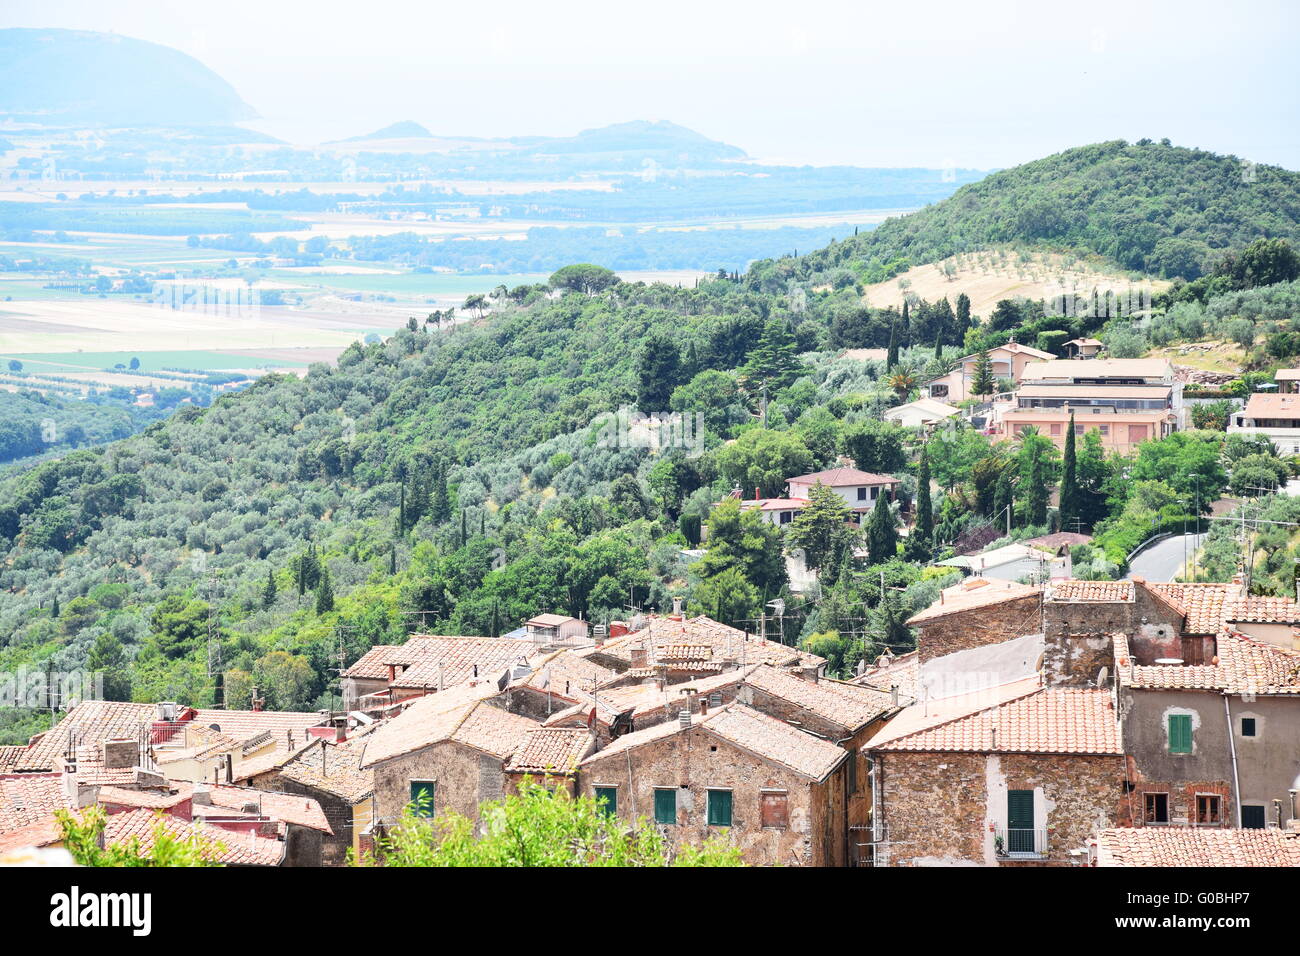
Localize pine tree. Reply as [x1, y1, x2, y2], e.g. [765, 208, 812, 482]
[866, 491, 898, 565]
[972, 349, 995, 398]
[262, 569, 276, 609]
[1059, 413, 1078, 533]
[315, 566, 334, 615]
[933, 325, 944, 363]
[743, 318, 801, 392]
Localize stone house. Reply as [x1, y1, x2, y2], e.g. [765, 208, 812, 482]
[867, 682, 1128, 866]
[340, 635, 536, 712]
[503, 727, 595, 796]
[275, 727, 377, 865]
[359, 684, 538, 827]
[905, 578, 1042, 663]
[1113, 629, 1300, 832]
[587, 614, 825, 679]
[576, 701, 851, 867]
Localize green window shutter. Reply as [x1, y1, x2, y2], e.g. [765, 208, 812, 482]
[595, 786, 618, 817]
[707, 789, 733, 827]
[654, 788, 677, 825]
[1168, 714, 1193, 754]
[1007, 789, 1035, 854]
[410, 780, 435, 817]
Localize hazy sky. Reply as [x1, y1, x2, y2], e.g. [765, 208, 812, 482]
[3, 0, 1297, 169]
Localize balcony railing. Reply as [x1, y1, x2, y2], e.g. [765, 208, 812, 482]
[994, 826, 1049, 860]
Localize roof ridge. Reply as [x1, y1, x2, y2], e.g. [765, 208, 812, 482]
[877, 682, 1049, 747]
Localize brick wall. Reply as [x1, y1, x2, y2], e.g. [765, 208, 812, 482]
[915, 594, 1043, 663]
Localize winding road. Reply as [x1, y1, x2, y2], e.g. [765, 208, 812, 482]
[1124, 532, 1206, 582]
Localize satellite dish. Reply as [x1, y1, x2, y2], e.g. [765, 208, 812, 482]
[1096, 666, 1109, 686]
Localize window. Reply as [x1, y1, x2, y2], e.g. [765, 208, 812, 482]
[707, 789, 733, 827]
[1007, 789, 1035, 853]
[1099, 425, 1109, 436]
[760, 790, 789, 829]
[409, 780, 436, 817]
[857, 487, 867, 501]
[1241, 717, 1257, 737]
[1049, 423, 1061, 436]
[653, 788, 676, 825]
[1144, 792, 1169, 824]
[1196, 794, 1222, 825]
[1242, 805, 1266, 829]
[1167, 713, 1193, 754]
[594, 786, 617, 817]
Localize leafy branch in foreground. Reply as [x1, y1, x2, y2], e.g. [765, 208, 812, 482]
[55, 806, 219, 867]
[358, 778, 745, 867]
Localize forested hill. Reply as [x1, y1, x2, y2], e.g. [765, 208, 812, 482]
[766, 140, 1300, 283]
[4, 139, 1300, 744]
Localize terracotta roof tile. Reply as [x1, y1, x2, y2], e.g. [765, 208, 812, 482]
[0, 747, 25, 773]
[206, 785, 332, 833]
[872, 686, 1122, 755]
[1097, 827, 1300, 867]
[787, 466, 900, 487]
[579, 703, 847, 783]
[597, 615, 824, 671]
[505, 728, 595, 774]
[386, 636, 536, 689]
[908, 579, 1041, 625]
[359, 683, 528, 767]
[854, 650, 920, 700]
[1147, 582, 1239, 634]
[0, 773, 74, 832]
[277, 729, 376, 804]
[743, 665, 895, 732]
[542, 666, 752, 728]
[1115, 630, 1300, 694]
[1046, 580, 1134, 603]
[103, 808, 285, 866]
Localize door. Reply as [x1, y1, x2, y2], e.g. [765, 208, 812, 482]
[1007, 789, 1035, 853]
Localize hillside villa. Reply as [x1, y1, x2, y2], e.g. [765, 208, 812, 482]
[1229, 393, 1300, 456]
[996, 358, 1182, 454]
[924, 340, 1054, 403]
[736, 465, 901, 527]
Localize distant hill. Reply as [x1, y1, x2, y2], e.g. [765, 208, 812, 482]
[0, 28, 255, 127]
[779, 140, 1300, 281]
[339, 120, 434, 142]
[521, 120, 746, 160]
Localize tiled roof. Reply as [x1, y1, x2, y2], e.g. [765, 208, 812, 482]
[1242, 393, 1300, 420]
[505, 728, 595, 774]
[787, 466, 899, 486]
[1222, 596, 1300, 625]
[277, 729, 376, 804]
[743, 665, 895, 732]
[386, 636, 536, 690]
[598, 615, 824, 671]
[17, 701, 156, 771]
[871, 686, 1122, 755]
[580, 704, 847, 783]
[0, 747, 25, 773]
[190, 709, 327, 742]
[230, 738, 319, 783]
[206, 785, 332, 833]
[68, 744, 140, 786]
[854, 650, 920, 700]
[1146, 582, 1239, 634]
[907, 578, 1040, 625]
[97, 786, 192, 811]
[543, 666, 753, 727]
[1046, 579, 1134, 603]
[698, 706, 848, 781]
[514, 649, 617, 700]
[0, 773, 73, 832]
[1097, 827, 1300, 867]
[0, 816, 64, 855]
[450, 704, 539, 760]
[1115, 630, 1300, 694]
[359, 683, 530, 767]
[1019, 358, 1172, 381]
[103, 808, 285, 866]
[341, 644, 398, 679]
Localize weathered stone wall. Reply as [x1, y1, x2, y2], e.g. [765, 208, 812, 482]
[1043, 633, 1116, 686]
[278, 779, 354, 866]
[878, 750, 1127, 866]
[371, 741, 505, 826]
[916, 595, 1043, 663]
[578, 727, 842, 866]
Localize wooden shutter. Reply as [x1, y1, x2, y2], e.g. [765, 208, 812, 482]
[1007, 789, 1034, 853]
[707, 789, 733, 826]
[594, 786, 617, 816]
[1168, 714, 1193, 753]
[654, 788, 676, 825]
[409, 780, 435, 817]
[760, 791, 789, 829]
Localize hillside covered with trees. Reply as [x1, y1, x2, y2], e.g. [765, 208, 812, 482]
[3, 140, 1298, 745]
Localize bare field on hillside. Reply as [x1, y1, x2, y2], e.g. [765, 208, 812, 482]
[863, 251, 1170, 317]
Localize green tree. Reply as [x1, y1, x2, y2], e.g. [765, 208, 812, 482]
[841, 421, 907, 474]
[695, 498, 787, 597]
[971, 349, 995, 399]
[637, 332, 682, 411]
[906, 447, 934, 560]
[1058, 413, 1078, 532]
[716, 428, 813, 499]
[786, 483, 854, 571]
[56, 807, 216, 867]
[865, 490, 898, 565]
[549, 263, 620, 294]
[315, 565, 335, 614]
[261, 568, 277, 609]
[742, 318, 802, 393]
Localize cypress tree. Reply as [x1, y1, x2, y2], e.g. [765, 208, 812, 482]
[866, 491, 898, 565]
[886, 317, 899, 370]
[1028, 449, 1049, 527]
[901, 300, 911, 346]
[915, 447, 934, 547]
[1059, 413, 1078, 533]
[262, 569, 276, 609]
[389, 544, 397, 575]
[315, 566, 334, 615]
[995, 469, 1014, 531]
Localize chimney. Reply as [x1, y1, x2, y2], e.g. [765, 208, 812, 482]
[672, 596, 683, 619]
[192, 783, 213, 807]
[679, 709, 692, 729]
[386, 664, 396, 682]
[102, 738, 138, 771]
[224, 752, 233, 784]
[630, 645, 648, 668]
[1289, 790, 1298, 829]
[890, 684, 900, 708]
[609, 621, 629, 640]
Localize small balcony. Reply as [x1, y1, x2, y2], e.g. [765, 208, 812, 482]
[994, 826, 1049, 860]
